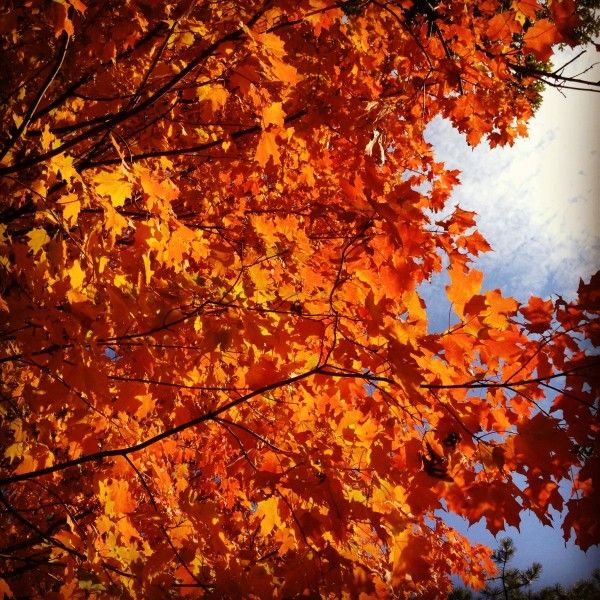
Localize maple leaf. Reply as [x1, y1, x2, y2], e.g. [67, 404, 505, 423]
[68, 259, 86, 290]
[48, 1, 74, 37]
[512, 0, 542, 20]
[197, 83, 229, 113]
[99, 479, 137, 515]
[262, 102, 286, 128]
[446, 266, 484, 318]
[49, 153, 81, 184]
[0, 579, 12, 599]
[94, 170, 133, 207]
[482, 290, 519, 330]
[520, 296, 553, 333]
[523, 19, 562, 61]
[255, 129, 281, 167]
[57, 193, 81, 226]
[26, 228, 50, 254]
[487, 13, 521, 43]
[256, 496, 281, 536]
[549, 0, 582, 43]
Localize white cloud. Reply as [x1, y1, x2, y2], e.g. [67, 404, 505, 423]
[424, 46, 600, 305]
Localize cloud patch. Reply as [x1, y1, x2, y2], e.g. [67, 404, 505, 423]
[422, 47, 599, 308]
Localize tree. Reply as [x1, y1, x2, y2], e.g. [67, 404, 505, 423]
[481, 538, 541, 600]
[535, 569, 600, 600]
[0, 0, 598, 597]
[450, 538, 600, 600]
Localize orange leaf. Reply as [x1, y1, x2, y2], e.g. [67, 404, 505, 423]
[482, 289, 519, 330]
[512, 0, 542, 19]
[262, 102, 285, 128]
[256, 496, 281, 536]
[523, 19, 561, 60]
[99, 479, 136, 515]
[255, 129, 281, 167]
[0, 578, 13, 599]
[487, 13, 520, 43]
[446, 266, 484, 318]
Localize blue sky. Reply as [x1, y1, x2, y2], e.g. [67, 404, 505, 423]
[420, 46, 600, 589]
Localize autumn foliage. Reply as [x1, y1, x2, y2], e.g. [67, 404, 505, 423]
[0, 0, 598, 597]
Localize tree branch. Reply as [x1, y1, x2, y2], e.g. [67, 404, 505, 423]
[0, 32, 69, 162]
[420, 360, 600, 391]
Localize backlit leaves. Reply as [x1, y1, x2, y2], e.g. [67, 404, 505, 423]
[94, 170, 133, 208]
[523, 18, 562, 60]
[446, 266, 484, 318]
[0, 1, 598, 598]
[26, 228, 50, 254]
[255, 129, 281, 167]
[520, 296, 554, 333]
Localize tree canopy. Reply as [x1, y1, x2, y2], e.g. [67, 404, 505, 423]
[0, 0, 598, 597]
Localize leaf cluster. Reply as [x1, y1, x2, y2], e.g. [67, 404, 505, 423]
[0, 1, 598, 597]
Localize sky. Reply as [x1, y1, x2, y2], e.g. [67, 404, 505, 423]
[420, 46, 600, 590]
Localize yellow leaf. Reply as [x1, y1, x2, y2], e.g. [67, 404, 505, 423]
[194, 316, 203, 333]
[114, 274, 129, 289]
[255, 31, 286, 56]
[515, 9, 526, 25]
[103, 201, 128, 238]
[98, 256, 109, 273]
[68, 259, 86, 289]
[41, 125, 55, 151]
[249, 266, 273, 301]
[4, 443, 23, 463]
[179, 31, 195, 46]
[262, 102, 285, 128]
[27, 228, 50, 254]
[66, 289, 88, 304]
[94, 170, 133, 207]
[142, 254, 153, 284]
[256, 496, 280, 536]
[390, 528, 411, 586]
[50, 154, 81, 183]
[109, 134, 127, 163]
[57, 193, 80, 226]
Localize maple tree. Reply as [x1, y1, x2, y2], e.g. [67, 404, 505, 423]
[0, 0, 599, 597]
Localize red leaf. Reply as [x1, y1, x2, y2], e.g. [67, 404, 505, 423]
[520, 296, 553, 333]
